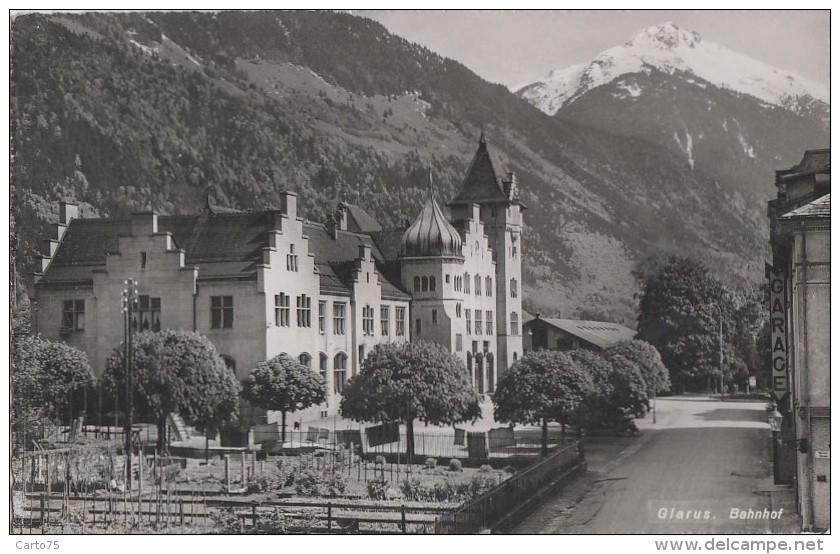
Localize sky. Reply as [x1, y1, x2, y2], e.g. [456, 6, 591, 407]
[357, 10, 830, 90]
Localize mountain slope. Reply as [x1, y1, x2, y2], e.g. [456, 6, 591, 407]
[517, 22, 829, 118]
[10, 12, 802, 325]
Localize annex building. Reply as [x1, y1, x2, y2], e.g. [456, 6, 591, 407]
[30, 136, 525, 422]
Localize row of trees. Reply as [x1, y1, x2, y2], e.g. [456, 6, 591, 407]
[494, 340, 670, 454]
[14, 325, 667, 460]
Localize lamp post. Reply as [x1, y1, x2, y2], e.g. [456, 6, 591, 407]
[710, 303, 725, 401]
[121, 278, 139, 489]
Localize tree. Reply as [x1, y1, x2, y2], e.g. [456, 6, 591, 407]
[636, 256, 736, 392]
[242, 354, 326, 444]
[12, 334, 95, 449]
[493, 350, 593, 456]
[568, 348, 647, 430]
[604, 340, 671, 394]
[102, 329, 240, 453]
[340, 341, 481, 459]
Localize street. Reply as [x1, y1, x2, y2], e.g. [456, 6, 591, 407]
[514, 396, 799, 534]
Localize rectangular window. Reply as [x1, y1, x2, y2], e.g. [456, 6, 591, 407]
[485, 276, 493, 296]
[140, 252, 147, 269]
[445, 274, 451, 284]
[464, 275, 470, 294]
[358, 345, 365, 365]
[483, 340, 490, 353]
[318, 301, 326, 334]
[333, 302, 346, 335]
[275, 293, 290, 327]
[456, 333, 463, 352]
[472, 341, 478, 354]
[380, 305, 390, 336]
[476, 310, 482, 335]
[432, 309, 438, 325]
[486, 310, 493, 335]
[334, 354, 347, 394]
[465, 309, 471, 335]
[510, 278, 518, 298]
[475, 275, 481, 295]
[296, 295, 311, 327]
[396, 307, 406, 337]
[62, 299, 85, 332]
[211, 296, 234, 329]
[510, 311, 520, 336]
[456, 303, 462, 318]
[416, 318, 422, 335]
[362, 305, 374, 336]
[134, 295, 161, 331]
[286, 244, 298, 272]
[512, 245, 518, 259]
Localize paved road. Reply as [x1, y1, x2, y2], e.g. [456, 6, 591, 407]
[514, 396, 799, 534]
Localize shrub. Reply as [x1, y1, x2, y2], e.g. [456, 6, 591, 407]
[326, 474, 346, 497]
[374, 455, 386, 466]
[424, 457, 437, 469]
[478, 464, 493, 473]
[448, 458, 462, 472]
[294, 468, 325, 496]
[503, 465, 516, 474]
[468, 475, 497, 497]
[367, 478, 391, 500]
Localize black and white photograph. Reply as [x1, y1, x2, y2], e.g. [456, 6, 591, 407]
[7, 6, 832, 544]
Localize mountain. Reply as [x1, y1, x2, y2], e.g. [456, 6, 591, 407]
[10, 13, 822, 325]
[516, 22, 829, 118]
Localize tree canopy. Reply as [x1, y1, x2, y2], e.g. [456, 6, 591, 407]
[340, 341, 481, 458]
[636, 256, 738, 392]
[493, 350, 593, 454]
[12, 334, 95, 448]
[604, 340, 671, 394]
[102, 329, 240, 452]
[242, 353, 326, 443]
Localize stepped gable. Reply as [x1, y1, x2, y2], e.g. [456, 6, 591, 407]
[399, 191, 463, 258]
[776, 149, 831, 180]
[450, 132, 509, 205]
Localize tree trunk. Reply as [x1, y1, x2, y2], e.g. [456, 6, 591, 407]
[157, 415, 166, 454]
[541, 417, 548, 458]
[406, 418, 415, 461]
[281, 411, 287, 445]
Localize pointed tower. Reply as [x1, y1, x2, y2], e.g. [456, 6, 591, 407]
[449, 133, 524, 377]
[399, 189, 466, 356]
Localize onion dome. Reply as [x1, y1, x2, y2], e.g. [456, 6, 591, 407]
[399, 193, 463, 258]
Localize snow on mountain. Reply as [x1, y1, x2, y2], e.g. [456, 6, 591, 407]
[516, 22, 829, 115]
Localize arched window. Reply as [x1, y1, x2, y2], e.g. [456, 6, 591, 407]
[333, 353, 348, 394]
[429, 276, 436, 292]
[466, 352, 472, 372]
[486, 353, 495, 393]
[464, 273, 470, 294]
[510, 278, 518, 298]
[485, 276, 493, 297]
[513, 352, 518, 362]
[414, 276, 421, 292]
[474, 274, 481, 295]
[474, 353, 484, 394]
[421, 276, 429, 292]
[299, 352, 312, 368]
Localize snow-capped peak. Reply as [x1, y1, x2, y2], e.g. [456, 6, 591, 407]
[516, 22, 828, 116]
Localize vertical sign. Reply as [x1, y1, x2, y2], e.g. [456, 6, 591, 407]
[766, 263, 788, 401]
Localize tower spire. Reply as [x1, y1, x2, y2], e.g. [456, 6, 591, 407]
[478, 128, 487, 150]
[428, 166, 434, 199]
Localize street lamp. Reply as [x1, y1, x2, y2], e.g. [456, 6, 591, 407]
[710, 303, 724, 401]
[768, 408, 783, 484]
[121, 278, 139, 489]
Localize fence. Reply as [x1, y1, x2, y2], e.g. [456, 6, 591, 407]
[447, 440, 585, 534]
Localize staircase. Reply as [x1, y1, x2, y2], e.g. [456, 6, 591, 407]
[167, 413, 190, 443]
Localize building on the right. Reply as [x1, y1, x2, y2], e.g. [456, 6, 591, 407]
[767, 148, 830, 532]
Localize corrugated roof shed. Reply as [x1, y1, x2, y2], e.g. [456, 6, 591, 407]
[528, 318, 636, 350]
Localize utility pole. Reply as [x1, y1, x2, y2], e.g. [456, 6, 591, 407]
[719, 308, 724, 402]
[122, 278, 139, 489]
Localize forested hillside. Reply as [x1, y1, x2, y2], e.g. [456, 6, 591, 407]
[10, 11, 793, 323]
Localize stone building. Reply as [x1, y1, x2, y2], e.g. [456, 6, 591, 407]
[767, 148, 830, 532]
[30, 135, 524, 423]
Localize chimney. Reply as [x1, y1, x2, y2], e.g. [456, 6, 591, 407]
[131, 211, 158, 236]
[59, 201, 79, 225]
[326, 214, 339, 240]
[470, 203, 481, 222]
[358, 244, 371, 262]
[336, 203, 348, 231]
[280, 191, 298, 220]
[535, 312, 541, 319]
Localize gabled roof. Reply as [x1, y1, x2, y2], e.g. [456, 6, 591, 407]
[526, 318, 636, 350]
[39, 211, 409, 299]
[340, 202, 383, 233]
[776, 149, 830, 181]
[450, 133, 510, 205]
[780, 193, 830, 220]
